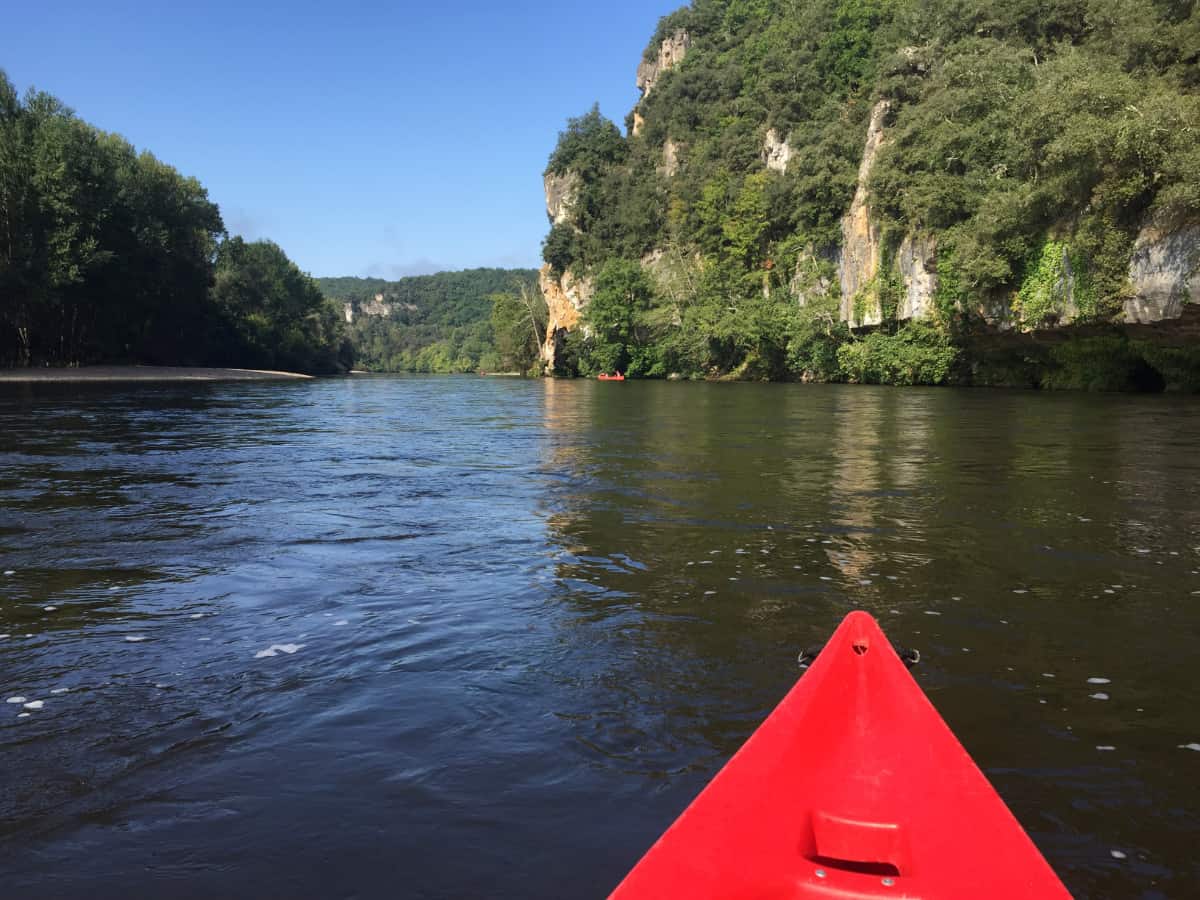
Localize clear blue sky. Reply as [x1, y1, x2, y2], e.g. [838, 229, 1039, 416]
[3, 0, 682, 278]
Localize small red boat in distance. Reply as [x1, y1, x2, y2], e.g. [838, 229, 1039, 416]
[597, 372, 625, 381]
[611, 611, 1070, 899]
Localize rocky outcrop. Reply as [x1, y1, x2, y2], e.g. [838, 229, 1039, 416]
[837, 100, 891, 328]
[632, 30, 690, 136]
[896, 234, 937, 321]
[343, 293, 392, 324]
[790, 247, 837, 308]
[636, 31, 690, 99]
[1125, 221, 1200, 324]
[762, 128, 792, 173]
[659, 139, 682, 177]
[539, 264, 593, 372]
[786, 102, 939, 327]
[544, 171, 582, 226]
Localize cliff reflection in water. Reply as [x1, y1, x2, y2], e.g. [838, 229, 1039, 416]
[536, 379, 1200, 898]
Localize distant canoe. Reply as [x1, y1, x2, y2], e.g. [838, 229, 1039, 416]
[597, 373, 625, 381]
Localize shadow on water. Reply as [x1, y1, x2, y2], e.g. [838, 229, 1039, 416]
[0, 376, 1197, 898]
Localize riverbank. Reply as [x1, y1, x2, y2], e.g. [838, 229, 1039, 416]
[0, 365, 312, 383]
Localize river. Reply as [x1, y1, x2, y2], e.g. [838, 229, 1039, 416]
[1, 376, 1197, 898]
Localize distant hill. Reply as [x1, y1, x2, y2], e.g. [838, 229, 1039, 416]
[315, 268, 538, 373]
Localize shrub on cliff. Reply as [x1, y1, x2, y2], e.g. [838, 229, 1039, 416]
[545, 104, 627, 178]
[836, 321, 959, 385]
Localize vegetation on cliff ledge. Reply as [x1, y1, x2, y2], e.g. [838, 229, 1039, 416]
[542, 0, 1199, 389]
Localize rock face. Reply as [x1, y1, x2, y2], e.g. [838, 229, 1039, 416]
[539, 264, 593, 372]
[762, 128, 792, 173]
[636, 31, 690, 99]
[790, 247, 837, 308]
[343, 293, 392, 324]
[1125, 222, 1200, 324]
[659, 139, 682, 177]
[631, 31, 690, 137]
[896, 234, 937, 321]
[544, 171, 581, 226]
[837, 100, 891, 327]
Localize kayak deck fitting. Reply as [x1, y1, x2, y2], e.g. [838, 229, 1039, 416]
[612, 611, 1070, 898]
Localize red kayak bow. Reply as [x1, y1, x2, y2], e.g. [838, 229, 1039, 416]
[612, 611, 1070, 898]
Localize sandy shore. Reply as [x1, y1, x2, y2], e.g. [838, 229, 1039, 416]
[0, 365, 312, 383]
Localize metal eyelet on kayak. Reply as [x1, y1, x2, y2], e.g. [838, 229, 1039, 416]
[814, 869, 827, 879]
[882, 877, 896, 886]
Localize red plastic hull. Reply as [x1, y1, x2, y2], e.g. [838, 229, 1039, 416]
[611, 611, 1070, 898]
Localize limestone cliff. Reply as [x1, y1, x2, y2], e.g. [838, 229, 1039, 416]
[762, 128, 791, 174]
[828, 102, 943, 329]
[636, 30, 690, 98]
[659, 139, 682, 177]
[1125, 221, 1200, 324]
[539, 264, 593, 372]
[632, 30, 690, 136]
[540, 166, 593, 370]
[544, 171, 581, 227]
[837, 100, 890, 328]
[342, 293, 393, 324]
[895, 234, 937, 322]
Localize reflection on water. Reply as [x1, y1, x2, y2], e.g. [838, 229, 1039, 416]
[1, 377, 1198, 898]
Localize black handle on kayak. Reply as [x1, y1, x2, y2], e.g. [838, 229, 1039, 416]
[798, 640, 920, 670]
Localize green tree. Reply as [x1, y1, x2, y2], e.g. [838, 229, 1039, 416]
[212, 237, 351, 374]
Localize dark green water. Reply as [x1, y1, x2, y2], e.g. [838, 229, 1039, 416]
[1, 376, 1197, 898]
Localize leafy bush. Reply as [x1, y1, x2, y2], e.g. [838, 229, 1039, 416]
[836, 321, 959, 385]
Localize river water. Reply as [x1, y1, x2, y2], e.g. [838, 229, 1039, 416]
[1, 376, 1197, 898]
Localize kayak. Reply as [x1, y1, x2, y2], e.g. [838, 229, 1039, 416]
[612, 611, 1070, 898]
[597, 373, 625, 381]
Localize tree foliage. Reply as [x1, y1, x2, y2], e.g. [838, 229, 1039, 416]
[0, 70, 351, 373]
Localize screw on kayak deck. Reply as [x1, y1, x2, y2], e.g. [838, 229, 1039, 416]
[882, 877, 896, 886]
[814, 869, 827, 879]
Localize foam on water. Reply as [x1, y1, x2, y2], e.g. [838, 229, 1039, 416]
[254, 643, 305, 659]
